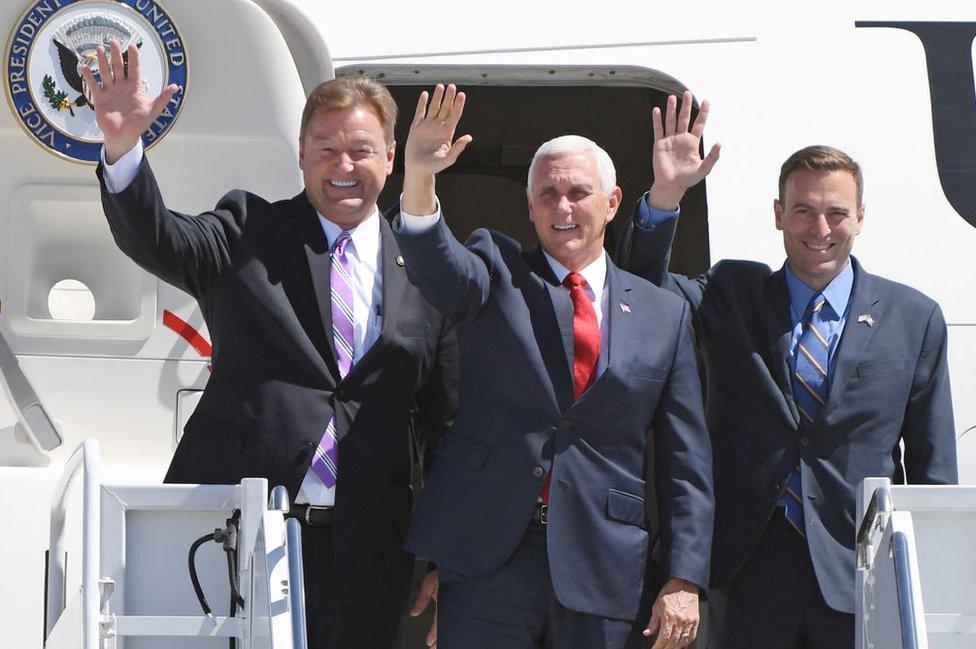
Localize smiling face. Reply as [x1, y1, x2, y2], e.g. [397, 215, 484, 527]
[527, 151, 621, 271]
[299, 106, 395, 229]
[775, 168, 864, 291]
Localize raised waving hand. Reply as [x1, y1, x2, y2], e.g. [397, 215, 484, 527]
[647, 90, 721, 211]
[402, 84, 472, 215]
[79, 38, 179, 164]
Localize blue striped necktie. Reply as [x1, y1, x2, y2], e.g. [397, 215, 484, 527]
[781, 293, 830, 536]
[310, 231, 355, 489]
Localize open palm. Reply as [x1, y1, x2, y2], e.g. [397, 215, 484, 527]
[80, 39, 178, 162]
[650, 91, 720, 205]
[405, 83, 472, 177]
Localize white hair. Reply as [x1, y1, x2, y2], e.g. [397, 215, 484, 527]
[526, 135, 617, 196]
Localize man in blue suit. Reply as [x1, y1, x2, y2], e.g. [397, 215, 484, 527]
[394, 85, 714, 649]
[619, 92, 958, 648]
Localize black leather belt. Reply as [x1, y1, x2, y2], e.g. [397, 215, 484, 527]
[531, 502, 548, 526]
[289, 504, 335, 526]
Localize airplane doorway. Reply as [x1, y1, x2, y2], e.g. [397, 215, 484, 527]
[339, 66, 712, 278]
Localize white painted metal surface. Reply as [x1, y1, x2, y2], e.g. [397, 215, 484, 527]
[46, 440, 302, 649]
[1, 1, 975, 647]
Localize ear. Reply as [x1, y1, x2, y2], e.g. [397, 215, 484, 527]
[385, 140, 396, 176]
[298, 138, 306, 172]
[527, 193, 536, 223]
[774, 198, 784, 231]
[605, 186, 623, 224]
[855, 202, 865, 235]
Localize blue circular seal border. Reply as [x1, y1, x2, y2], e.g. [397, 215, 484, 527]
[4, 0, 188, 164]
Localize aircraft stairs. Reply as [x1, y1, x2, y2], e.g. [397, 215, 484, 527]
[857, 478, 976, 649]
[43, 439, 307, 649]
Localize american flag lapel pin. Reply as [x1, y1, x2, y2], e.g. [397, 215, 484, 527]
[857, 313, 875, 327]
[619, 302, 632, 315]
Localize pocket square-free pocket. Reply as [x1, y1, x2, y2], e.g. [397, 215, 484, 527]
[606, 489, 647, 528]
[628, 364, 669, 382]
[856, 358, 909, 378]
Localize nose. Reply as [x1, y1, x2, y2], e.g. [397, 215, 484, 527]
[809, 213, 831, 238]
[556, 195, 572, 216]
[336, 152, 355, 172]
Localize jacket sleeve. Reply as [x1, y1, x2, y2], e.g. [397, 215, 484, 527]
[902, 302, 958, 484]
[97, 155, 246, 299]
[615, 198, 678, 288]
[616, 201, 714, 321]
[392, 204, 493, 325]
[651, 301, 715, 590]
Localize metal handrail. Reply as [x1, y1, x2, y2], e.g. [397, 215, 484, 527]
[857, 485, 892, 567]
[892, 531, 921, 649]
[286, 518, 308, 649]
[46, 439, 100, 649]
[0, 329, 61, 451]
[269, 485, 291, 514]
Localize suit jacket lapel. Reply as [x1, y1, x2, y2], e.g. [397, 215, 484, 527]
[821, 261, 881, 422]
[764, 268, 800, 425]
[525, 246, 575, 412]
[605, 262, 633, 381]
[288, 192, 340, 380]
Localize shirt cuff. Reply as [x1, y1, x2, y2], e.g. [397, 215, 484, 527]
[101, 140, 144, 194]
[635, 191, 680, 230]
[395, 194, 442, 234]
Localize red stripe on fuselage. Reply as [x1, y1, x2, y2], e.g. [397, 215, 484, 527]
[162, 309, 212, 358]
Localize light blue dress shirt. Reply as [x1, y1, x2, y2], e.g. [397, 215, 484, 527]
[784, 262, 853, 383]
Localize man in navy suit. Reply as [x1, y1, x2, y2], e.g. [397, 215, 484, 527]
[619, 92, 958, 648]
[394, 85, 714, 649]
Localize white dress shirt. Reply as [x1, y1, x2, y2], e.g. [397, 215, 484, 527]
[398, 203, 610, 376]
[103, 143, 385, 506]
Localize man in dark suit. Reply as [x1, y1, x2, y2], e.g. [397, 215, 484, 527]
[619, 92, 958, 648]
[395, 85, 714, 649]
[84, 42, 456, 649]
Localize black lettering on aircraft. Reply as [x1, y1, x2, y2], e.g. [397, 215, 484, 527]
[857, 22, 976, 229]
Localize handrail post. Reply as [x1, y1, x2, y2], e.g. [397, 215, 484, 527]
[46, 439, 100, 649]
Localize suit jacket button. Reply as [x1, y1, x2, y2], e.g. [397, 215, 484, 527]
[800, 437, 810, 447]
[773, 483, 781, 493]
[532, 466, 545, 479]
[559, 420, 571, 429]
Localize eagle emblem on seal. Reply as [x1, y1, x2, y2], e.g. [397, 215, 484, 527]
[4, 0, 188, 163]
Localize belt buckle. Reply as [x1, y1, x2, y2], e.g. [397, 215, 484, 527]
[304, 504, 315, 525]
[539, 503, 548, 526]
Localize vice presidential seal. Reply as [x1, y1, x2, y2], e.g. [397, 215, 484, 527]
[4, 0, 188, 163]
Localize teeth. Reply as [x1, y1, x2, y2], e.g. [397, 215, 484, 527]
[805, 243, 830, 251]
[553, 224, 578, 230]
[330, 180, 357, 187]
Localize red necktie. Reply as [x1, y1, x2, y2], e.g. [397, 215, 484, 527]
[542, 272, 601, 504]
[563, 272, 601, 400]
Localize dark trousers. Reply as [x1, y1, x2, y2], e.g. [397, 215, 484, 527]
[707, 512, 854, 649]
[437, 524, 658, 649]
[299, 523, 402, 649]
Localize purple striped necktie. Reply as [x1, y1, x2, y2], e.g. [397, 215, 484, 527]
[311, 231, 355, 488]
